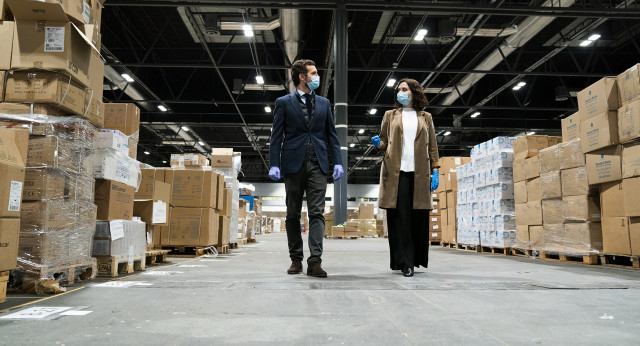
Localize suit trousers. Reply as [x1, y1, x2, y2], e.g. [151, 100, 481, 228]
[284, 158, 327, 264]
[386, 171, 430, 270]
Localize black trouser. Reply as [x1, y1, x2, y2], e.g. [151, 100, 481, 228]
[386, 171, 430, 270]
[284, 158, 327, 264]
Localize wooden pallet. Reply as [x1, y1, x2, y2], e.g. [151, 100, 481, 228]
[248, 238, 257, 243]
[96, 255, 146, 277]
[145, 249, 171, 266]
[479, 246, 512, 256]
[599, 254, 640, 269]
[165, 246, 217, 258]
[229, 243, 238, 249]
[237, 238, 248, 245]
[429, 240, 442, 246]
[511, 248, 535, 257]
[9, 259, 97, 293]
[217, 245, 229, 254]
[539, 251, 599, 265]
[0, 271, 8, 304]
[456, 244, 480, 252]
[441, 242, 457, 249]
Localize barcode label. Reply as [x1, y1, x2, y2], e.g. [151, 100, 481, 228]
[45, 27, 65, 52]
[8, 181, 23, 211]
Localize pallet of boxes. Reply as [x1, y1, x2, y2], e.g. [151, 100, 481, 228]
[456, 137, 517, 252]
[1, 0, 107, 293]
[159, 151, 228, 256]
[437, 157, 471, 247]
[596, 64, 640, 268]
[92, 103, 145, 277]
[211, 148, 240, 253]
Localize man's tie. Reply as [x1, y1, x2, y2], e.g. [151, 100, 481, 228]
[303, 93, 313, 118]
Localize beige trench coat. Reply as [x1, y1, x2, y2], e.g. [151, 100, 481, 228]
[377, 108, 440, 210]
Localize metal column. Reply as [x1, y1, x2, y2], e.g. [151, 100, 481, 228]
[333, 2, 348, 225]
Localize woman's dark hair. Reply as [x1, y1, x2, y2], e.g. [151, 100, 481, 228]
[393, 78, 429, 110]
[291, 59, 316, 87]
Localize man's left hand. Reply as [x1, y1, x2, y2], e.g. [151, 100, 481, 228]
[430, 170, 439, 192]
[333, 165, 344, 181]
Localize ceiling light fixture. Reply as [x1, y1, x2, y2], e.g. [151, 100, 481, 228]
[512, 85, 522, 90]
[144, 151, 150, 155]
[414, 35, 425, 41]
[264, 106, 271, 113]
[471, 111, 481, 118]
[369, 108, 377, 115]
[443, 131, 451, 136]
[243, 24, 253, 37]
[588, 34, 601, 41]
[158, 105, 167, 112]
[181, 126, 189, 132]
[121, 74, 134, 83]
[386, 78, 396, 87]
[198, 141, 204, 146]
[417, 29, 428, 36]
[579, 40, 592, 47]
[526, 131, 536, 135]
[255, 75, 264, 84]
[517, 82, 526, 87]
[358, 129, 365, 134]
[349, 143, 355, 148]
[162, 160, 167, 164]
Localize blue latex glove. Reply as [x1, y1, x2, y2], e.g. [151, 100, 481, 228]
[371, 135, 381, 148]
[268, 166, 281, 181]
[333, 164, 344, 181]
[430, 170, 439, 192]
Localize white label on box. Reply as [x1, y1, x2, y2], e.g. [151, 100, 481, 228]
[152, 201, 167, 224]
[83, 2, 92, 23]
[432, 233, 438, 237]
[45, 27, 65, 52]
[431, 217, 438, 222]
[109, 220, 125, 240]
[433, 225, 439, 230]
[455, 158, 461, 164]
[146, 231, 152, 245]
[8, 181, 22, 211]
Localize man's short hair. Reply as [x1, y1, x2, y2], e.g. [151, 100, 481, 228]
[291, 59, 316, 87]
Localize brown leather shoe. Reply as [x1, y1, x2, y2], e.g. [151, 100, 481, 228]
[287, 260, 303, 274]
[307, 262, 327, 278]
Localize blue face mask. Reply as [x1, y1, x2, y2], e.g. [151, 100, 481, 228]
[397, 92, 411, 106]
[307, 75, 320, 90]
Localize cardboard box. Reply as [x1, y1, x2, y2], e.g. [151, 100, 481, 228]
[617, 63, 640, 106]
[514, 135, 549, 161]
[95, 130, 129, 156]
[577, 77, 619, 120]
[526, 177, 542, 202]
[0, 219, 20, 271]
[542, 198, 564, 224]
[580, 111, 619, 153]
[20, 200, 71, 229]
[165, 169, 217, 208]
[540, 171, 562, 199]
[623, 141, 640, 178]
[514, 181, 527, 204]
[217, 215, 230, 246]
[331, 226, 344, 238]
[211, 148, 234, 167]
[562, 112, 582, 142]
[559, 139, 585, 170]
[527, 200, 543, 226]
[220, 188, 233, 217]
[513, 159, 525, 183]
[94, 179, 135, 221]
[0, 103, 66, 118]
[9, 0, 97, 88]
[136, 169, 169, 200]
[539, 145, 561, 174]
[561, 167, 590, 197]
[27, 136, 83, 174]
[22, 168, 66, 201]
[515, 225, 530, 249]
[447, 206, 456, 227]
[0, 128, 29, 218]
[618, 100, 640, 143]
[169, 207, 219, 246]
[524, 156, 540, 180]
[516, 203, 528, 226]
[529, 225, 545, 249]
[128, 136, 138, 160]
[564, 222, 603, 252]
[4, 71, 87, 116]
[170, 154, 184, 167]
[103, 103, 140, 136]
[357, 219, 377, 237]
[585, 146, 622, 184]
[439, 157, 471, 176]
[344, 221, 358, 237]
[359, 204, 375, 220]
[432, 200, 441, 211]
[563, 195, 601, 222]
[446, 191, 456, 209]
[0, 21, 13, 70]
[623, 177, 640, 217]
[184, 153, 207, 167]
[630, 217, 640, 255]
[439, 191, 447, 206]
[430, 208, 441, 216]
[445, 171, 458, 191]
[93, 220, 146, 257]
[216, 174, 225, 210]
[600, 181, 625, 218]
[134, 200, 168, 226]
[602, 217, 631, 255]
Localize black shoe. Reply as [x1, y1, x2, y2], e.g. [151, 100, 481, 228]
[402, 266, 414, 277]
[287, 260, 303, 274]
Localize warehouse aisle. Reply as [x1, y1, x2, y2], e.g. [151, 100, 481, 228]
[1, 233, 640, 345]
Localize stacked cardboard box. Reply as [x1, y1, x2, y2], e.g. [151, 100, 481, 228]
[0, 129, 29, 280]
[457, 137, 517, 247]
[103, 104, 140, 160]
[437, 157, 471, 244]
[134, 169, 171, 250]
[212, 147, 241, 247]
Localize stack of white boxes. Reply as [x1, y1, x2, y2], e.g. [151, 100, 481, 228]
[457, 137, 517, 247]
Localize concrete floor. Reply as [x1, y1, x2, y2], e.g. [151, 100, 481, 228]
[1, 232, 640, 345]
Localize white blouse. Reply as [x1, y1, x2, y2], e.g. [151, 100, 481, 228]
[400, 108, 418, 172]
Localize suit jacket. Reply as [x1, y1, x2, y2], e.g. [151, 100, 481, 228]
[377, 108, 440, 209]
[269, 92, 342, 175]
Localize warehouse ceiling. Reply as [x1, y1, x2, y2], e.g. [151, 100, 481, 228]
[101, 0, 640, 183]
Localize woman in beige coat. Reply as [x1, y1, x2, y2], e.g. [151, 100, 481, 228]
[371, 78, 440, 277]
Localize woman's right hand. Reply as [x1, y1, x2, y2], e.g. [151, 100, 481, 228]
[371, 135, 381, 148]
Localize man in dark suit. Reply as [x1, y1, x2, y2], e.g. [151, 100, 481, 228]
[268, 59, 344, 277]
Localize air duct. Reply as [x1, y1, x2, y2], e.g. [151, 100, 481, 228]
[280, 9, 300, 92]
